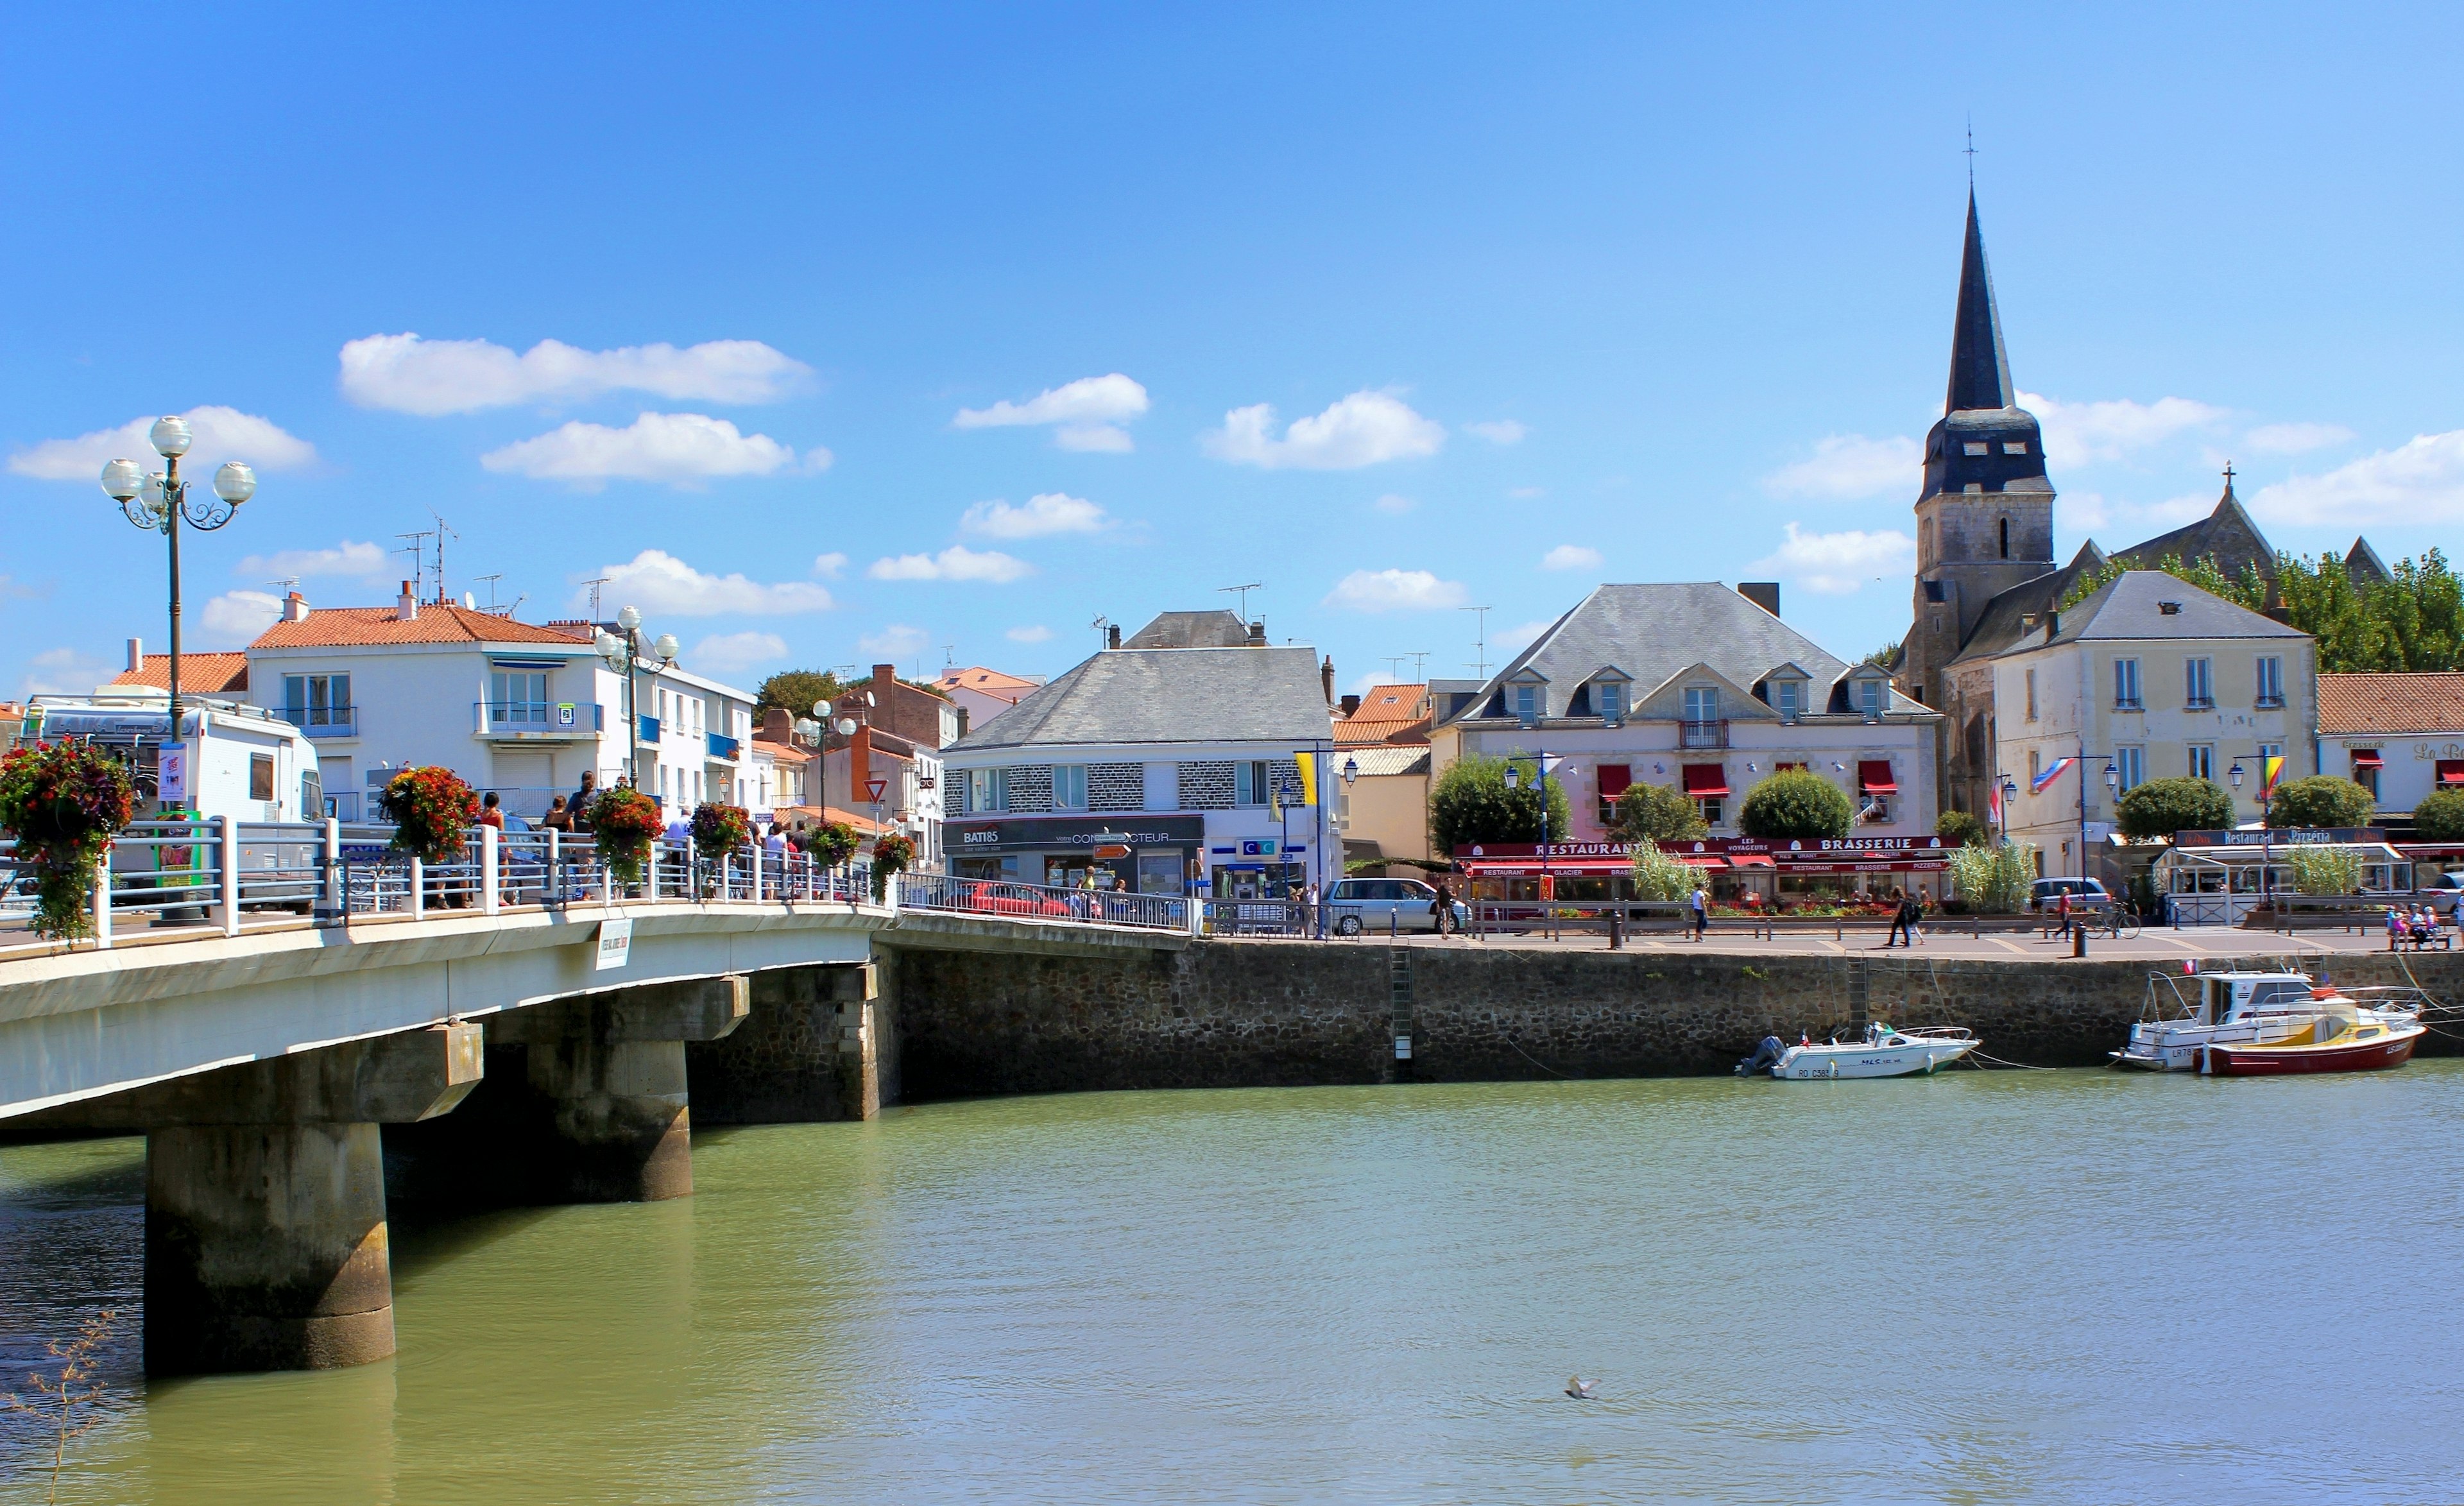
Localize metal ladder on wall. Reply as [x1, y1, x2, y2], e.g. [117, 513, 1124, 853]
[1389, 947, 1415, 1067]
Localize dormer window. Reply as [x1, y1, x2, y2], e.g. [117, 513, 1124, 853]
[1595, 680, 1624, 722]
[1963, 441, 1989, 456]
[2003, 441, 2028, 454]
[1857, 677, 1885, 719]
[1512, 683, 1542, 722]
[1772, 679, 1802, 722]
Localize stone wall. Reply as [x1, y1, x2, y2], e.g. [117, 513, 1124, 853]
[687, 962, 890, 1123]
[894, 941, 2464, 1100]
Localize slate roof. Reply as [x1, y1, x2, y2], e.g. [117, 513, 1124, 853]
[946, 646, 1331, 751]
[1439, 583, 1927, 723]
[251, 605, 594, 649]
[1951, 541, 2110, 665]
[2317, 672, 2464, 735]
[2343, 538, 2393, 588]
[2012, 570, 2307, 655]
[109, 653, 248, 692]
[1921, 192, 2051, 501]
[1946, 191, 2017, 414]
[1122, 610, 1250, 649]
[2107, 478, 2276, 582]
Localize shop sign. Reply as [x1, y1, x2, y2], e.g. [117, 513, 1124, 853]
[2174, 827, 2381, 848]
[946, 814, 1206, 851]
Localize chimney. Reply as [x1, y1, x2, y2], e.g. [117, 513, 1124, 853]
[1738, 581, 1781, 618]
[126, 637, 143, 673]
[397, 580, 419, 621]
[2046, 611, 2060, 642]
[282, 590, 311, 623]
[1247, 620, 1267, 647]
[1107, 623, 1122, 650]
[851, 723, 873, 812]
[1321, 655, 1335, 704]
[1340, 694, 1362, 717]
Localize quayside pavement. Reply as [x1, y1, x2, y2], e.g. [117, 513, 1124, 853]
[1322, 923, 2416, 965]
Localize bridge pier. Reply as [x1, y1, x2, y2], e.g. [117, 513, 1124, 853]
[44, 1024, 483, 1376]
[488, 976, 748, 1201]
[687, 961, 886, 1123]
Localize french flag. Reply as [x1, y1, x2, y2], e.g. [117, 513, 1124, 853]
[1987, 781, 2005, 827]
[2030, 756, 2075, 795]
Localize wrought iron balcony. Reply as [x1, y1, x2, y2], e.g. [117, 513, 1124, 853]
[706, 732, 741, 761]
[638, 714, 662, 744]
[474, 702, 603, 739]
[279, 705, 356, 738]
[1679, 719, 1728, 749]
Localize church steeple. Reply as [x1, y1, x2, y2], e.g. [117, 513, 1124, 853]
[1946, 191, 2015, 413]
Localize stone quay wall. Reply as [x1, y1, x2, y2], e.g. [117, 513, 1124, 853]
[894, 941, 2464, 1100]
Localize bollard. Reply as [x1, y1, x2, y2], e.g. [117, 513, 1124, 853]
[2072, 924, 2087, 959]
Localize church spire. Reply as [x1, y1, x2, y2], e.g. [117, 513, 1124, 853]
[1945, 191, 2015, 414]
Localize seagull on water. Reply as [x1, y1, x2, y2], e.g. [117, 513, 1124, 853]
[1565, 1376, 1596, 1400]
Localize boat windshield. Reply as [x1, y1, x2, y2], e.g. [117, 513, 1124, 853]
[2246, 980, 2314, 1013]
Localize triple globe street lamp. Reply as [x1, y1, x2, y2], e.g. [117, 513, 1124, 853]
[99, 416, 260, 775]
[594, 605, 680, 799]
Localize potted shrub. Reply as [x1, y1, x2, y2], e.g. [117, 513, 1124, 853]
[586, 785, 663, 887]
[0, 740, 135, 942]
[869, 831, 915, 901]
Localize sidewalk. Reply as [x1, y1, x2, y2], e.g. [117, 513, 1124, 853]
[1353, 924, 2406, 963]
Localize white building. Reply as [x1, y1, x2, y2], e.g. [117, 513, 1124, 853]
[241, 586, 754, 820]
[2314, 672, 2464, 816]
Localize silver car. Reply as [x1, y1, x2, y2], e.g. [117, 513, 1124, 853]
[1324, 877, 1468, 936]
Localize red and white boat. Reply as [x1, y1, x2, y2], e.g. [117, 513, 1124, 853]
[2199, 1008, 2425, 1076]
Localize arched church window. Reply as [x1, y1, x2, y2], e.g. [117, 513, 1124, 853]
[1999, 517, 2010, 558]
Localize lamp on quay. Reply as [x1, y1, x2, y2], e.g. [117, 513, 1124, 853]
[597, 604, 678, 794]
[99, 417, 261, 800]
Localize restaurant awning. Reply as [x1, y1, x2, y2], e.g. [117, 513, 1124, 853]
[2438, 758, 2464, 786]
[1729, 852, 1776, 868]
[2351, 749, 2384, 768]
[1596, 763, 1632, 799]
[1681, 764, 1730, 798]
[1458, 856, 1634, 876]
[1858, 760, 1898, 794]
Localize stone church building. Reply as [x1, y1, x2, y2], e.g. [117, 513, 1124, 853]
[1896, 192, 2386, 823]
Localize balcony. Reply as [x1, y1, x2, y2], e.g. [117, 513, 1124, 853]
[1679, 719, 1728, 749]
[279, 705, 357, 739]
[706, 731, 741, 762]
[638, 714, 661, 744]
[474, 701, 604, 742]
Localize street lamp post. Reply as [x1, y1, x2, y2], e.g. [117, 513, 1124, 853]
[595, 606, 679, 802]
[99, 418, 259, 780]
[2228, 757, 2279, 914]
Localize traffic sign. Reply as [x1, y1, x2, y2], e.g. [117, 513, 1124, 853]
[865, 778, 888, 802]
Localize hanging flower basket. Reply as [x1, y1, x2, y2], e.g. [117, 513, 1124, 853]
[379, 767, 479, 866]
[0, 740, 135, 942]
[587, 786, 663, 886]
[689, 803, 753, 859]
[870, 831, 916, 901]
[814, 821, 860, 868]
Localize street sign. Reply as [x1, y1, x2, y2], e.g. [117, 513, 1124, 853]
[556, 703, 577, 728]
[865, 778, 888, 802]
[1093, 844, 1131, 859]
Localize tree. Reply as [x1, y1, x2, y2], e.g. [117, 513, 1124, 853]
[1935, 809, 1987, 847]
[2266, 775, 2375, 829]
[1428, 753, 1571, 855]
[1865, 641, 1902, 669]
[2114, 777, 2234, 840]
[755, 669, 846, 718]
[2060, 545, 2464, 673]
[1736, 767, 1853, 841]
[2413, 789, 2464, 843]
[1606, 782, 1707, 843]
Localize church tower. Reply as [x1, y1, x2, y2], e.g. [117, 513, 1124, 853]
[1902, 192, 2057, 708]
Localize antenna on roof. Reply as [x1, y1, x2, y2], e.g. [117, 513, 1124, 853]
[1382, 656, 1408, 681]
[1409, 651, 1431, 680]
[395, 528, 435, 597]
[942, 642, 956, 668]
[579, 576, 611, 621]
[1459, 605, 1493, 679]
[1091, 613, 1110, 649]
[1218, 581, 1263, 619]
[475, 572, 511, 614]
[428, 511, 459, 602]
[265, 576, 299, 596]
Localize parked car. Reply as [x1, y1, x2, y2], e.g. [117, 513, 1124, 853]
[1324, 877, 1469, 936]
[2422, 870, 2464, 918]
[2026, 877, 2110, 912]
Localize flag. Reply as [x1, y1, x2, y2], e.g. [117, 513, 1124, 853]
[2261, 755, 2284, 800]
[1987, 782, 2005, 826]
[1292, 751, 1318, 807]
[2031, 757, 2075, 795]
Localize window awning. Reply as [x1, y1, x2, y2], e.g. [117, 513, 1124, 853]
[2352, 749, 2384, 768]
[1596, 763, 1632, 798]
[2440, 759, 2464, 786]
[1681, 764, 1730, 798]
[1858, 760, 1898, 794]
[1729, 852, 1776, 868]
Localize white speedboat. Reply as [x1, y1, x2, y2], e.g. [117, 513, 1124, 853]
[1759, 1022, 1980, 1080]
[2115, 970, 2428, 1072]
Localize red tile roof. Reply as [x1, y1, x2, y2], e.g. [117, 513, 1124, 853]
[109, 653, 249, 692]
[1335, 683, 1430, 746]
[251, 605, 593, 649]
[934, 665, 1039, 699]
[2318, 672, 2464, 735]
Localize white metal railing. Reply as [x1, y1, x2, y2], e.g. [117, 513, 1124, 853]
[899, 870, 1192, 932]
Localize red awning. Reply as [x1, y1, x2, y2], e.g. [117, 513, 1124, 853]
[1673, 854, 1731, 869]
[2440, 759, 2464, 786]
[1681, 764, 1730, 797]
[1730, 852, 1776, 868]
[1596, 763, 1632, 798]
[1858, 760, 1898, 794]
[1459, 856, 1633, 876]
[2351, 749, 2384, 768]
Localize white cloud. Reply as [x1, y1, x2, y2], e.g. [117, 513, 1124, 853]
[1507, 485, 1544, 500]
[234, 540, 389, 582]
[1750, 523, 1915, 595]
[1373, 493, 1417, 515]
[2017, 390, 2228, 466]
[2251, 430, 2464, 526]
[960, 492, 1108, 538]
[1765, 433, 1921, 499]
[1466, 419, 1528, 445]
[200, 589, 283, 644]
[1204, 389, 1445, 470]
[19, 647, 114, 697]
[480, 411, 811, 489]
[338, 333, 809, 416]
[584, 549, 834, 617]
[1321, 568, 1469, 612]
[2062, 489, 2217, 540]
[1541, 544, 1602, 572]
[1006, 624, 1054, 644]
[2243, 422, 2356, 456]
[866, 546, 1033, 583]
[9, 406, 318, 481]
[954, 374, 1149, 452]
[859, 624, 933, 661]
[1494, 619, 1553, 654]
[686, 630, 789, 673]
[812, 552, 848, 578]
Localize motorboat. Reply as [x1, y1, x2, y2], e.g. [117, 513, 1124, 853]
[2200, 1007, 2425, 1076]
[1741, 1022, 1980, 1080]
[2116, 970, 2428, 1073]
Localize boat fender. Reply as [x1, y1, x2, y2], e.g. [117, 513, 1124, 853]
[1736, 1036, 1786, 1077]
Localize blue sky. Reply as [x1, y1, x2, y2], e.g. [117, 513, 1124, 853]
[8, 4, 2464, 702]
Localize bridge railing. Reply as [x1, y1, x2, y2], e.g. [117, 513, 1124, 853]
[897, 870, 1192, 932]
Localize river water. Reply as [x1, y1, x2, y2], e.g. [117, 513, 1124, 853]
[4, 1066, 2462, 1504]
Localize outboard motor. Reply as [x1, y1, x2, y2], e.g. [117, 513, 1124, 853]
[1736, 1036, 1786, 1077]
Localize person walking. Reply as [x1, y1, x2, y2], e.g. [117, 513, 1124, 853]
[1303, 880, 1321, 939]
[1431, 878, 1455, 936]
[1688, 882, 1709, 941]
[1887, 887, 1915, 948]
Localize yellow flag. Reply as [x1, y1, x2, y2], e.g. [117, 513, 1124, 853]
[1293, 751, 1318, 806]
[2262, 755, 2284, 800]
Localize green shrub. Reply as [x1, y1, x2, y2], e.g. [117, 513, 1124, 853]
[1948, 840, 2035, 913]
[1608, 782, 1708, 843]
[2115, 777, 2234, 840]
[2288, 844, 2364, 895]
[1737, 767, 1853, 841]
[1935, 809, 1987, 847]
[2413, 788, 2464, 842]
[1629, 842, 1695, 901]
[1429, 753, 1571, 855]
[2266, 775, 2376, 829]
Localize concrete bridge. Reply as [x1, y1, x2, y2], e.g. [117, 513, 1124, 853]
[0, 826, 1188, 1377]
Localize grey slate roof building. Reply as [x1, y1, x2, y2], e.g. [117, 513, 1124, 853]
[2023, 569, 2309, 654]
[1121, 610, 1253, 650]
[947, 644, 1331, 752]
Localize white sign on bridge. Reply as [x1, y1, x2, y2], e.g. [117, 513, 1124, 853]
[594, 918, 634, 971]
